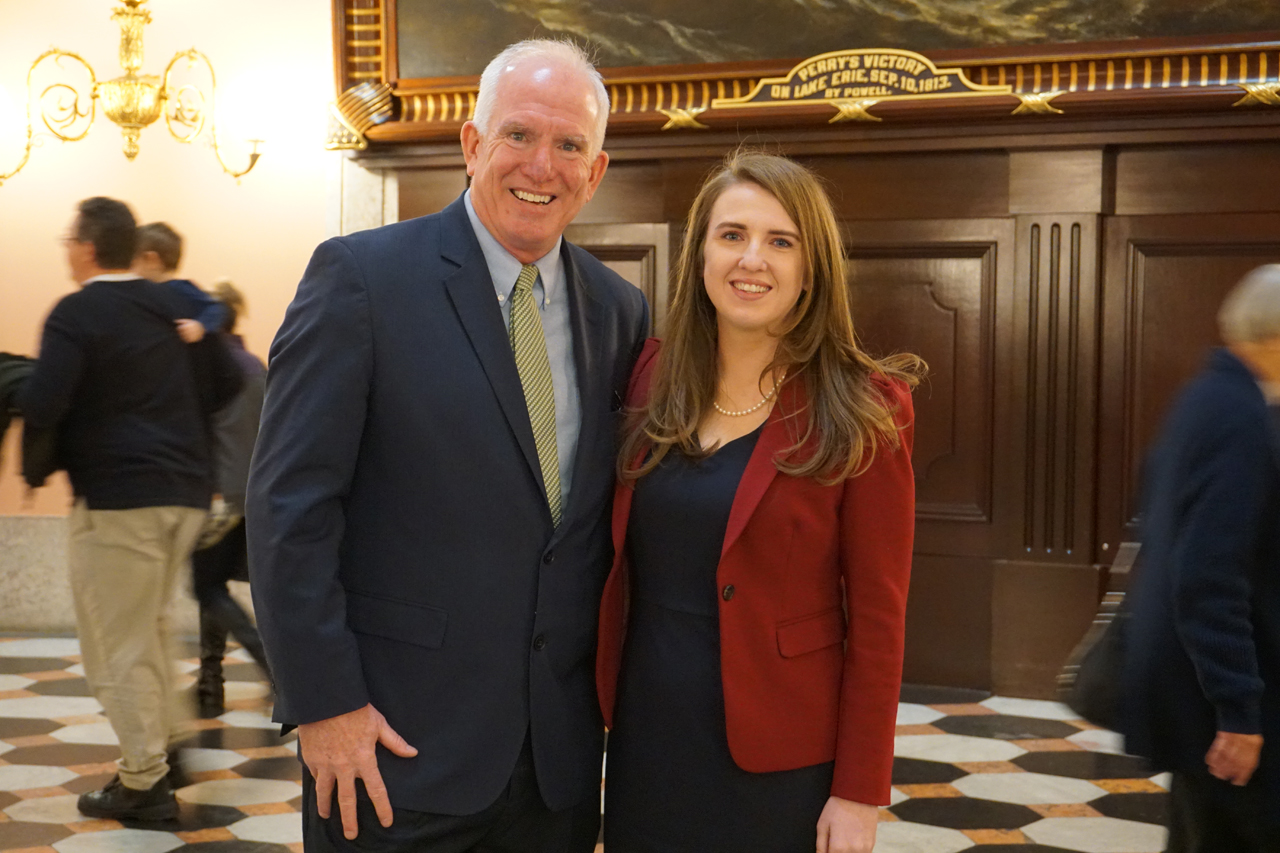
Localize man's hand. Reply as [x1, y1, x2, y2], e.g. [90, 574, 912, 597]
[175, 318, 205, 343]
[1205, 731, 1263, 786]
[298, 704, 418, 840]
[816, 795, 879, 853]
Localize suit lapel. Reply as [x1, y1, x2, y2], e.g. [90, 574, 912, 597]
[558, 245, 606, 530]
[438, 199, 544, 495]
[720, 380, 803, 558]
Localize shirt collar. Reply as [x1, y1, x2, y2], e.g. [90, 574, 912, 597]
[82, 273, 142, 284]
[464, 189, 563, 304]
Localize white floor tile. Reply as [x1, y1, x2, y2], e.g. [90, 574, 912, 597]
[1150, 772, 1173, 790]
[0, 741, 11, 756]
[871, 820, 976, 852]
[896, 702, 946, 725]
[53, 828, 183, 853]
[67, 663, 87, 676]
[953, 771, 1107, 804]
[894, 733, 1027, 763]
[4, 793, 84, 823]
[889, 787, 908, 805]
[0, 638, 81, 658]
[52, 722, 118, 745]
[0, 763, 78, 791]
[979, 696, 1078, 720]
[1023, 816, 1168, 853]
[217, 709, 278, 729]
[0, 674, 36, 690]
[229, 812, 304, 843]
[1066, 727, 1127, 755]
[0, 696, 103, 718]
[225, 681, 271, 701]
[177, 747, 247, 773]
[178, 777, 302, 807]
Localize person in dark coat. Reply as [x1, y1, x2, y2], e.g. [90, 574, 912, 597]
[1120, 264, 1280, 853]
[189, 279, 270, 717]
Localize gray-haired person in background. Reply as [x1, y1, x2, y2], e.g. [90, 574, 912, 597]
[1120, 265, 1280, 853]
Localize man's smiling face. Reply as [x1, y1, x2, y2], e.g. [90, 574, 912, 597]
[461, 58, 609, 265]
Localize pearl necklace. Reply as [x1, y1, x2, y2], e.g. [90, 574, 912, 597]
[713, 375, 781, 417]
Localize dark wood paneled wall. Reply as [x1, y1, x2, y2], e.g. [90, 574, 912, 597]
[396, 136, 1280, 698]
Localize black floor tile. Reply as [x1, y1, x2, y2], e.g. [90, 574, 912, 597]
[933, 713, 1081, 740]
[1013, 750, 1155, 779]
[900, 683, 991, 704]
[889, 796, 1041, 829]
[0, 820, 73, 847]
[288, 795, 304, 810]
[172, 843, 294, 853]
[0, 717, 61, 738]
[183, 726, 293, 750]
[0, 791, 20, 810]
[63, 772, 116, 794]
[970, 847, 1083, 852]
[891, 757, 966, 784]
[1090, 791, 1170, 825]
[0, 656, 75, 674]
[27, 677, 93, 696]
[972, 840, 1085, 845]
[120, 803, 248, 832]
[3, 742, 120, 766]
[237, 756, 303, 780]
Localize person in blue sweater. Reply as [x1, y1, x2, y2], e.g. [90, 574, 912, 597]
[133, 222, 227, 343]
[1120, 264, 1280, 853]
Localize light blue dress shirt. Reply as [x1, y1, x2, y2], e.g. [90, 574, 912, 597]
[464, 190, 581, 512]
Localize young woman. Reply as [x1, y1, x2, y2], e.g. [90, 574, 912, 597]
[597, 152, 924, 853]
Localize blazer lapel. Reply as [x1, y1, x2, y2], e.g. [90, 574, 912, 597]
[557, 245, 606, 531]
[720, 380, 803, 558]
[438, 199, 544, 496]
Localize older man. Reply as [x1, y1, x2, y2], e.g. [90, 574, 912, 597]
[1121, 265, 1280, 853]
[247, 40, 649, 852]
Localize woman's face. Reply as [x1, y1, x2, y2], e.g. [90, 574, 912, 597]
[702, 181, 806, 339]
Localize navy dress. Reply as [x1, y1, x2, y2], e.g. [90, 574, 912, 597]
[603, 427, 833, 853]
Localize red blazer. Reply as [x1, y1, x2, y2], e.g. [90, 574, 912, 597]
[597, 339, 915, 806]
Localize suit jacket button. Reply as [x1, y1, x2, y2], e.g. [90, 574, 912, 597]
[721, 584, 735, 601]
[542, 551, 555, 565]
[533, 634, 547, 651]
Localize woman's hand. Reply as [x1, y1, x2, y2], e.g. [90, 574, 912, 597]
[816, 795, 879, 853]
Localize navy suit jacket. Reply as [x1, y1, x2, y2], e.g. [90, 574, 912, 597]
[246, 196, 649, 815]
[1121, 348, 1280, 796]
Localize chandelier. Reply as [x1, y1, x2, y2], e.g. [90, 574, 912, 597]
[0, 0, 262, 186]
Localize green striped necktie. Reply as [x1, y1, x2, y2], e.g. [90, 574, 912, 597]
[509, 264, 562, 526]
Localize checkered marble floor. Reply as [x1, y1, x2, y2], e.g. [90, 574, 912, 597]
[0, 635, 1169, 852]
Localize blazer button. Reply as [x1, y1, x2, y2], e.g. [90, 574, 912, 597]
[533, 634, 547, 651]
[721, 584, 735, 601]
[542, 551, 555, 565]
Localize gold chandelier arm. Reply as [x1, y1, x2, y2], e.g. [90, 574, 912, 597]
[2, 49, 97, 186]
[162, 48, 207, 142]
[162, 48, 259, 178]
[31, 49, 98, 142]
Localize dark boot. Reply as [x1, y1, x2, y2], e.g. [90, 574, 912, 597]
[197, 607, 226, 718]
[209, 594, 273, 686]
[77, 774, 178, 821]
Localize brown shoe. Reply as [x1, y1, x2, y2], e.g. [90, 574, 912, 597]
[77, 774, 178, 821]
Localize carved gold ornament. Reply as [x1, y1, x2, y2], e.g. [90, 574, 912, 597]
[829, 99, 883, 122]
[1232, 82, 1280, 107]
[1012, 91, 1066, 115]
[658, 107, 710, 130]
[1, 0, 262, 187]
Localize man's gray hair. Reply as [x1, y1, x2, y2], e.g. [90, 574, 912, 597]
[1219, 264, 1280, 344]
[472, 39, 610, 152]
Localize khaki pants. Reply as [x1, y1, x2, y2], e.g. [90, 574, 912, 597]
[68, 500, 205, 790]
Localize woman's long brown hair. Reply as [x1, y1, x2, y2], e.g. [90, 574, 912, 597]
[619, 151, 926, 485]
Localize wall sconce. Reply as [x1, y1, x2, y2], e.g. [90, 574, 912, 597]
[0, 0, 262, 187]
